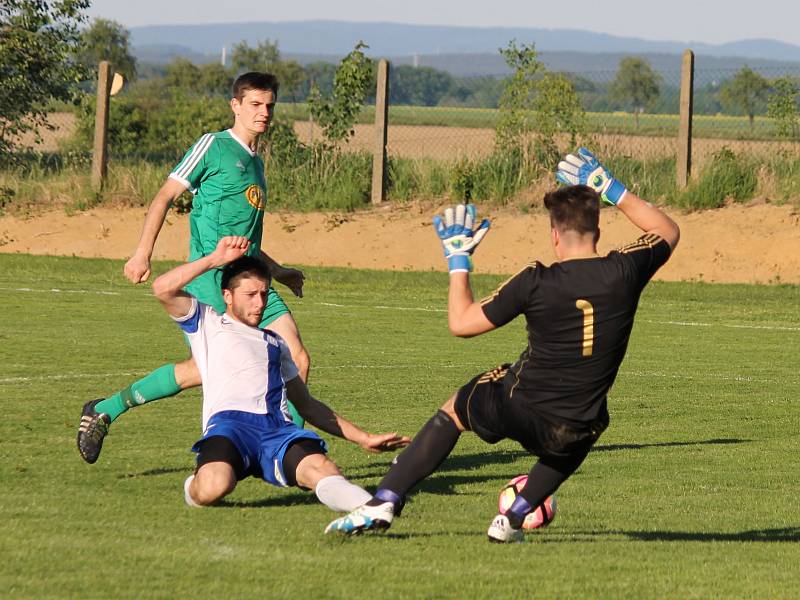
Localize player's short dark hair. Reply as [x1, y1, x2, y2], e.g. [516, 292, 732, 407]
[543, 185, 600, 235]
[220, 256, 271, 291]
[232, 72, 280, 101]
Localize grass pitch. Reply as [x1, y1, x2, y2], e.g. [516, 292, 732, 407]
[1, 254, 799, 598]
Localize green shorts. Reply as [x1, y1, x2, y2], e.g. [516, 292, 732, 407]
[185, 267, 291, 328]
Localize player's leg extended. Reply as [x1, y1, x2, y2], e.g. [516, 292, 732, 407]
[369, 366, 510, 512]
[262, 287, 309, 427]
[326, 393, 467, 536]
[327, 367, 508, 536]
[77, 358, 201, 464]
[283, 439, 372, 512]
[185, 438, 241, 507]
[503, 413, 607, 530]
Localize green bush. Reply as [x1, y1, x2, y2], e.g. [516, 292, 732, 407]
[604, 155, 677, 203]
[265, 123, 371, 211]
[67, 89, 232, 161]
[676, 148, 757, 209]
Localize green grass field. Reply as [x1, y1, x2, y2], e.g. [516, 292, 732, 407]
[2, 254, 799, 598]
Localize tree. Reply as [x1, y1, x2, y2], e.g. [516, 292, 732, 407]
[230, 41, 306, 102]
[495, 40, 543, 150]
[162, 58, 232, 97]
[390, 66, 454, 106]
[308, 42, 372, 147]
[610, 57, 660, 128]
[533, 72, 587, 154]
[0, 0, 90, 160]
[76, 18, 137, 81]
[197, 63, 233, 97]
[164, 58, 200, 90]
[767, 77, 799, 139]
[719, 67, 769, 132]
[231, 40, 280, 73]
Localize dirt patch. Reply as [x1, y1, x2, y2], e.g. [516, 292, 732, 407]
[2, 202, 799, 284]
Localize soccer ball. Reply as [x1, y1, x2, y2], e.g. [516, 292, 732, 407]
[498, 475, 557, 530]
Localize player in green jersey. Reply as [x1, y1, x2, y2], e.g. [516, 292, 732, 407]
[77, 72, 310, 464]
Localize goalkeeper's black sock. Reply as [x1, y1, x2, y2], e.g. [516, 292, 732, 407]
[367, 410, 461, 510]
[507, 452, 589, 528]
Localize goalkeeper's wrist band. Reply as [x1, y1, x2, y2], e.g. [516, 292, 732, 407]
[447, 254, 472, 273]
[603, 179, 627, 205]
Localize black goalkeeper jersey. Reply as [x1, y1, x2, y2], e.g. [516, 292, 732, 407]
[480, 234, 672, 427]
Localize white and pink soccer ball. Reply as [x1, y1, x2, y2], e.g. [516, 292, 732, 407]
[498, 475, 557, 530]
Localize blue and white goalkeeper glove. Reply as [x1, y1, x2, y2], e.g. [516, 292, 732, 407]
[432, 204, 490, 273]
[556, 147, 628, 206]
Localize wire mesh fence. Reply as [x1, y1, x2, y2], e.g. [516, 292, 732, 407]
[7, 60, 800, 184]
[376, 65, 800, 166]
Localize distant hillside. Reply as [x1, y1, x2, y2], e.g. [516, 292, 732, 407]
[130, 20, 800, 63]
[135, 45, 800, 82]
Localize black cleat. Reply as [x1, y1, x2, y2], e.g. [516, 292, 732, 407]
[77, 399, 111, 464]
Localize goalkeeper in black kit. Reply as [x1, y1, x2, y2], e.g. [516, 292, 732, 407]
[325, 148, 680, 542]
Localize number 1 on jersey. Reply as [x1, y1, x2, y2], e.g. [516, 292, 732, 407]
[575, 299, 594, 357]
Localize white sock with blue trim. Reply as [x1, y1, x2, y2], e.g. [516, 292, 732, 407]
[315, 475, 372, 512]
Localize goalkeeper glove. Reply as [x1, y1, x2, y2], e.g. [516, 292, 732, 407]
[555, 147, 628, 206]
[432, 203, 490, 273]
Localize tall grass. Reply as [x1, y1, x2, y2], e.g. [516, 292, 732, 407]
[2, 146, 798, 215]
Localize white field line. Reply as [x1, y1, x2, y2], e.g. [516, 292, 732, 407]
[2, 366, 796, 387]
[642, 319, 800, 332]
[3, 287, 797, 330]
[1, 286, 122, 296]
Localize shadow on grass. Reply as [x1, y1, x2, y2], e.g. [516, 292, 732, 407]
[118, 466, 186, 478]
[621, 527, 800, 542]
[391, 438, 751, 496]
[553, 527, 800, 543]
[218, 491, 317, 509]
[593, 438, 749, 452]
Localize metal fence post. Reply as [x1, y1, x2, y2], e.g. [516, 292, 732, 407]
[677, 50, 695, 189]
[91, 61, 112, 191]
[371, 59, 390, 204]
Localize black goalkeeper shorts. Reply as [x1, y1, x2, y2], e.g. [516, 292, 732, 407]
[453, 364, 608, 459]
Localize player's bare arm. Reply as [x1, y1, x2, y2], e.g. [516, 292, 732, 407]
[125, 177, 189, 284]
[152, 236, 250, 317]
[447, 273, 495, 338]
[431, 204, 495, 338]
[615, 191, 680, 250]
[284, 377, 410, 453]
[556, 148, 680, 250]
[260, 250, 305, 298]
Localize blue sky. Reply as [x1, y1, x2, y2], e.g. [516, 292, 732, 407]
[87, 0, 800, 46]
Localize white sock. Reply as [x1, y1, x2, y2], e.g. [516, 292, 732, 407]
[184, 475, 202, 508]
[315, 475, 372, 512]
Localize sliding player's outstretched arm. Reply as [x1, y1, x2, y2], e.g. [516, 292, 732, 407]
[556, 147, 680, 250]
[284, 378, 410, 453]
[124, 178, 189, 284]
[432, 204, 495, 338]
[152, 236, 250, 317]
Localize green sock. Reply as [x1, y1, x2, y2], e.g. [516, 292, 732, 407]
[95, 364, 181, 423]
[287, 400, 305, 428]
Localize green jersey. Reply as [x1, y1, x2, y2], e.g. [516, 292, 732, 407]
[169, 129, 267, 313]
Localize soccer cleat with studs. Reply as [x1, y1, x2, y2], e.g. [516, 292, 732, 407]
[324, 501, 395, 536]
[77, 399, 111, 464]
[487, 514, 524, 543]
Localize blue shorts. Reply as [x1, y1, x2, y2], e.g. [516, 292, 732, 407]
[192, 410, 326, 487]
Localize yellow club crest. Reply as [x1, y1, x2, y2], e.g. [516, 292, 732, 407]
[245, 184, 265, 210]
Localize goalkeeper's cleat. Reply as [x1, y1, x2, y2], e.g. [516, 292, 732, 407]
[184, 475, 202, 508]
[324, 501, 395, 536]
[77, 399, 111, 464]
[487, 514, 524, 543]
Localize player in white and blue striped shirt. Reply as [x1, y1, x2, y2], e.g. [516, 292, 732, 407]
[152, 236, 410, 511]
